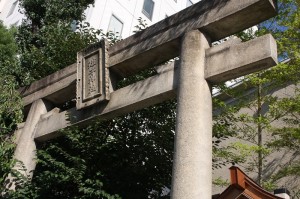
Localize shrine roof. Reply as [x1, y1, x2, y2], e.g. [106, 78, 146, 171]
[214, 166, 282, 199]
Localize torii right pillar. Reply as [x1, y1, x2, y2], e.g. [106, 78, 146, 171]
[171, 30, 212, 199]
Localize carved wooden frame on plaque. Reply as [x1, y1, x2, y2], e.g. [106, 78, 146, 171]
[77, 39, 109, 110]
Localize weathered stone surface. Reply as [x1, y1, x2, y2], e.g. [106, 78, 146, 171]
[14, 123, 25, 144]
[77, 40, 110, 110]
[19, 34, 277, 109]
[20, 63, 76, 107]
[33, 33, 278, 141]
[205, 34, 277, 83]
[34, 65, 178, 141]
[6, 99, 52, 190]
[171, 30, 212, 199]
[109, 0, 277, 77]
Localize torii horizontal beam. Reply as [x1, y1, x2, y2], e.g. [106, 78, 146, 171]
[30, 34, 277, 142]
[108, 0, 277, 77]
[20, 34, 276, 108]
[19, 0, 277, 108]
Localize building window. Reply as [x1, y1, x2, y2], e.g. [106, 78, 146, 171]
[186, 0, 193, 7]
[7, 0, 18, 17]
[108, 15, 123, 38]
[142, 0, 154, 20]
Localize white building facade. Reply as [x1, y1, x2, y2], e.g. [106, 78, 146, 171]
[0, 0, 200, 38]
[0, 0, 23, 26]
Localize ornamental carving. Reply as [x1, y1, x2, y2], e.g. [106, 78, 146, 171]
[85, 55, 99, 99]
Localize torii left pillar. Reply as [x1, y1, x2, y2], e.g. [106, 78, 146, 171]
[171, 30, 212, 198]
[5, 99, 52, 190]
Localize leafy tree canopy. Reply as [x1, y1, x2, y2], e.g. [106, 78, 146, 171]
[0, 21, 23, 195]
[213, 0, 300, 195]
[16, 0, 98, 84]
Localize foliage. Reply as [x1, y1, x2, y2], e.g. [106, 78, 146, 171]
[21, 16, 176, 197]
[264, 3, 300, 191]
[1, 4, 176, 198]
[212, 177, 229, 188]
[0, 21, 23, 194]
[16, 0, 98, 84]
[212, 0, 300, 193]
[26, 99, 176, 198]
[7, 9, 229, 197]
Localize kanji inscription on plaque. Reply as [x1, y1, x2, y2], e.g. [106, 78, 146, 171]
[77, 39, 109, 110]
[85, 54, 99, 99]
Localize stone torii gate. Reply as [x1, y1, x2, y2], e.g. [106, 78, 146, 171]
[13, 0, 277, 198]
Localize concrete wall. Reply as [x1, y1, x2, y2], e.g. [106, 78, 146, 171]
[212, 83, 300, 196]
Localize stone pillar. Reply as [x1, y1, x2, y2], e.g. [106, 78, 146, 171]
[171, 30, 212, 199]
[6, 99, 51, 190]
